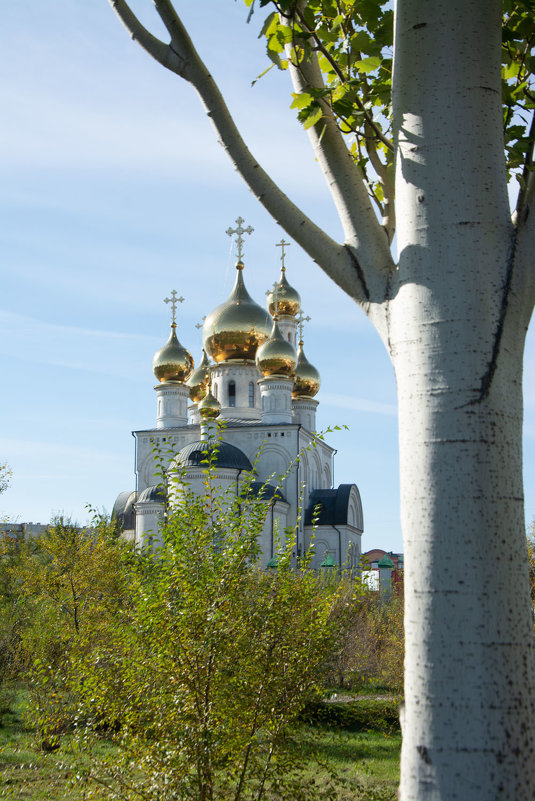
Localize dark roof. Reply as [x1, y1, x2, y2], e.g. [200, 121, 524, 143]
[304, 484, 357, 527]
[111, 490, 137, 529]
[177, 440, 252, 472]
[137, 485, 166, 504]
[247, 481, 287, 504]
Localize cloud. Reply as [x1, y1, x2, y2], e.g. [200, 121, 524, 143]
[321, 392, 397, 417]
[0, 311, 153, 379]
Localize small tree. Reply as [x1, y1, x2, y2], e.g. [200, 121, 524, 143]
[325, 579, 404, 693]
[0, 536, 35, 717]
[47, 468, 344, 801]
[15, 516, 128, 741]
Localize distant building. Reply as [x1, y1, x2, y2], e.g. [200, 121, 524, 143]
[0, 522, 48, 541]
[361, 548, 404, 593]
[112, 222, 364, 569]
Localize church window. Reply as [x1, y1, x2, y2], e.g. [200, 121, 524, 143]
[288, 332, 292, 343]
[228, 380, 236, 407]
[213, 382, 218, 399]
[248, 381, 255, 407]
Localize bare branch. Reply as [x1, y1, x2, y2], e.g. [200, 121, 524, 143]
[514, 156, 535, 318]
[109, 0, 185, 75]
[512, 214, 535, 330]
[364, 121, 395, 242]
[108, 1, 394, 311]
[153, 0, 183, 44]
[514, 110, 535, 224]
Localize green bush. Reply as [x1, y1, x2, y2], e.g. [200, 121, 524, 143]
[301, 697, 401, 734]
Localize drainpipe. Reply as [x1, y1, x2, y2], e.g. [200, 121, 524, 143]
[333, 524, 343, 569]
[295, 424, 302, 563]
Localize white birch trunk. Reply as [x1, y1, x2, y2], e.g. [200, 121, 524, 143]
[392, 291, 535, 799]
[393, 1, 535, 796]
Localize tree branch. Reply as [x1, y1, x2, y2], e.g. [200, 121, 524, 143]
[513, 110, 535, 224]
[514, 179, 535, 322]
[293, 6, 394, 153]
[364, 119, 396, 241]
[284, 15, 394, 280]
[107, 1, 394, 310]
[109, 0, 185, 75]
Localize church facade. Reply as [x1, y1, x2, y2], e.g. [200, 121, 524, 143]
[112, 220, 363, 570]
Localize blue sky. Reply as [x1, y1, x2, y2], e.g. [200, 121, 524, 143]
[1, 2, 534, 554]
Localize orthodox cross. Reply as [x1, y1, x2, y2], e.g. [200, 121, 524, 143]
[226, 216, 254, 261]
[164, 290, 184, 326]
[276, 238, 290, 271]
[265, 281, 283, 322]
[296, 310, 311, 342]
[195, 316, 207, 330]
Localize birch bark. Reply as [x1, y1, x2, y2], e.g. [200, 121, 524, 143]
[392, 1, 535, 796]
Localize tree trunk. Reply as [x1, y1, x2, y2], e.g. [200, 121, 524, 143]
[390, 240, 535, 799]
[391, 2, 535, 794]
[391, 286, 535, 798]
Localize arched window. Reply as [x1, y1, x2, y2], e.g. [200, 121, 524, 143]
[288, 332, 292, 343]
[248, 381, 255, 407]
[213, 382, 218, 399]
[228, 380, 236, 407]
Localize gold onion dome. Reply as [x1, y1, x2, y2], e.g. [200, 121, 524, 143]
[187, 349, 211, 402]
[256, 318, 297, 378]
[198, 385, 221, 420]
[267, 267, 301, 318]
[153, 324, 194, 383]
[293, 341, 320, 397]
[203, 262, 272, 363]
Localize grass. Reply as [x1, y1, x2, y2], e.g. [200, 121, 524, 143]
[0, 699, 112, 801]
[290, 724, 400, 800]
[0, 693, 401, 800]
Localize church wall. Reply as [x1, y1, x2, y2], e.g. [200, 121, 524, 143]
[276, 316, 297, 348]
[135, 502, 165, 548]
[211, 362, 261, 421]
[256, 499, 290, 569]
[303, 524, 362, 571]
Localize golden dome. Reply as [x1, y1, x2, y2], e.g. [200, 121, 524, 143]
[267, 267, 301, 318]
[153, 324, 194, 383]
[256, 319, 297, 378]
[198, 385, 221, 420]
[203, 262, 272, 363]
[187, 349, 211, 402]
[293, 341, 320, 397]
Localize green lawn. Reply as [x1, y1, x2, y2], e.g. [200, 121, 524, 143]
[0, 696, 400, 800]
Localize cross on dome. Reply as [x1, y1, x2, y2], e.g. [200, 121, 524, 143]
[276, 238, 290, 271]
[164, 290, 184, 326]
[226, 216, 254, 261]
[266, 281, 280, 319]
[195, 316, 207, 330]
[296, 310, 311, 342]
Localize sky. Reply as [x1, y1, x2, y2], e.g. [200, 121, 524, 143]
[1, 2, 534, 555]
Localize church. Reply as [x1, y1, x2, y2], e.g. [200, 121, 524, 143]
[112, 219, 363, 570]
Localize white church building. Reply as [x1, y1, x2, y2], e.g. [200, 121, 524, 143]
[112, 219, 363, 570]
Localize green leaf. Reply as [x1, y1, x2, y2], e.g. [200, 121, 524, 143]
[290, 91, 314, 110]
[302, 105, 324, 129]
[354, 56, 382, 74]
